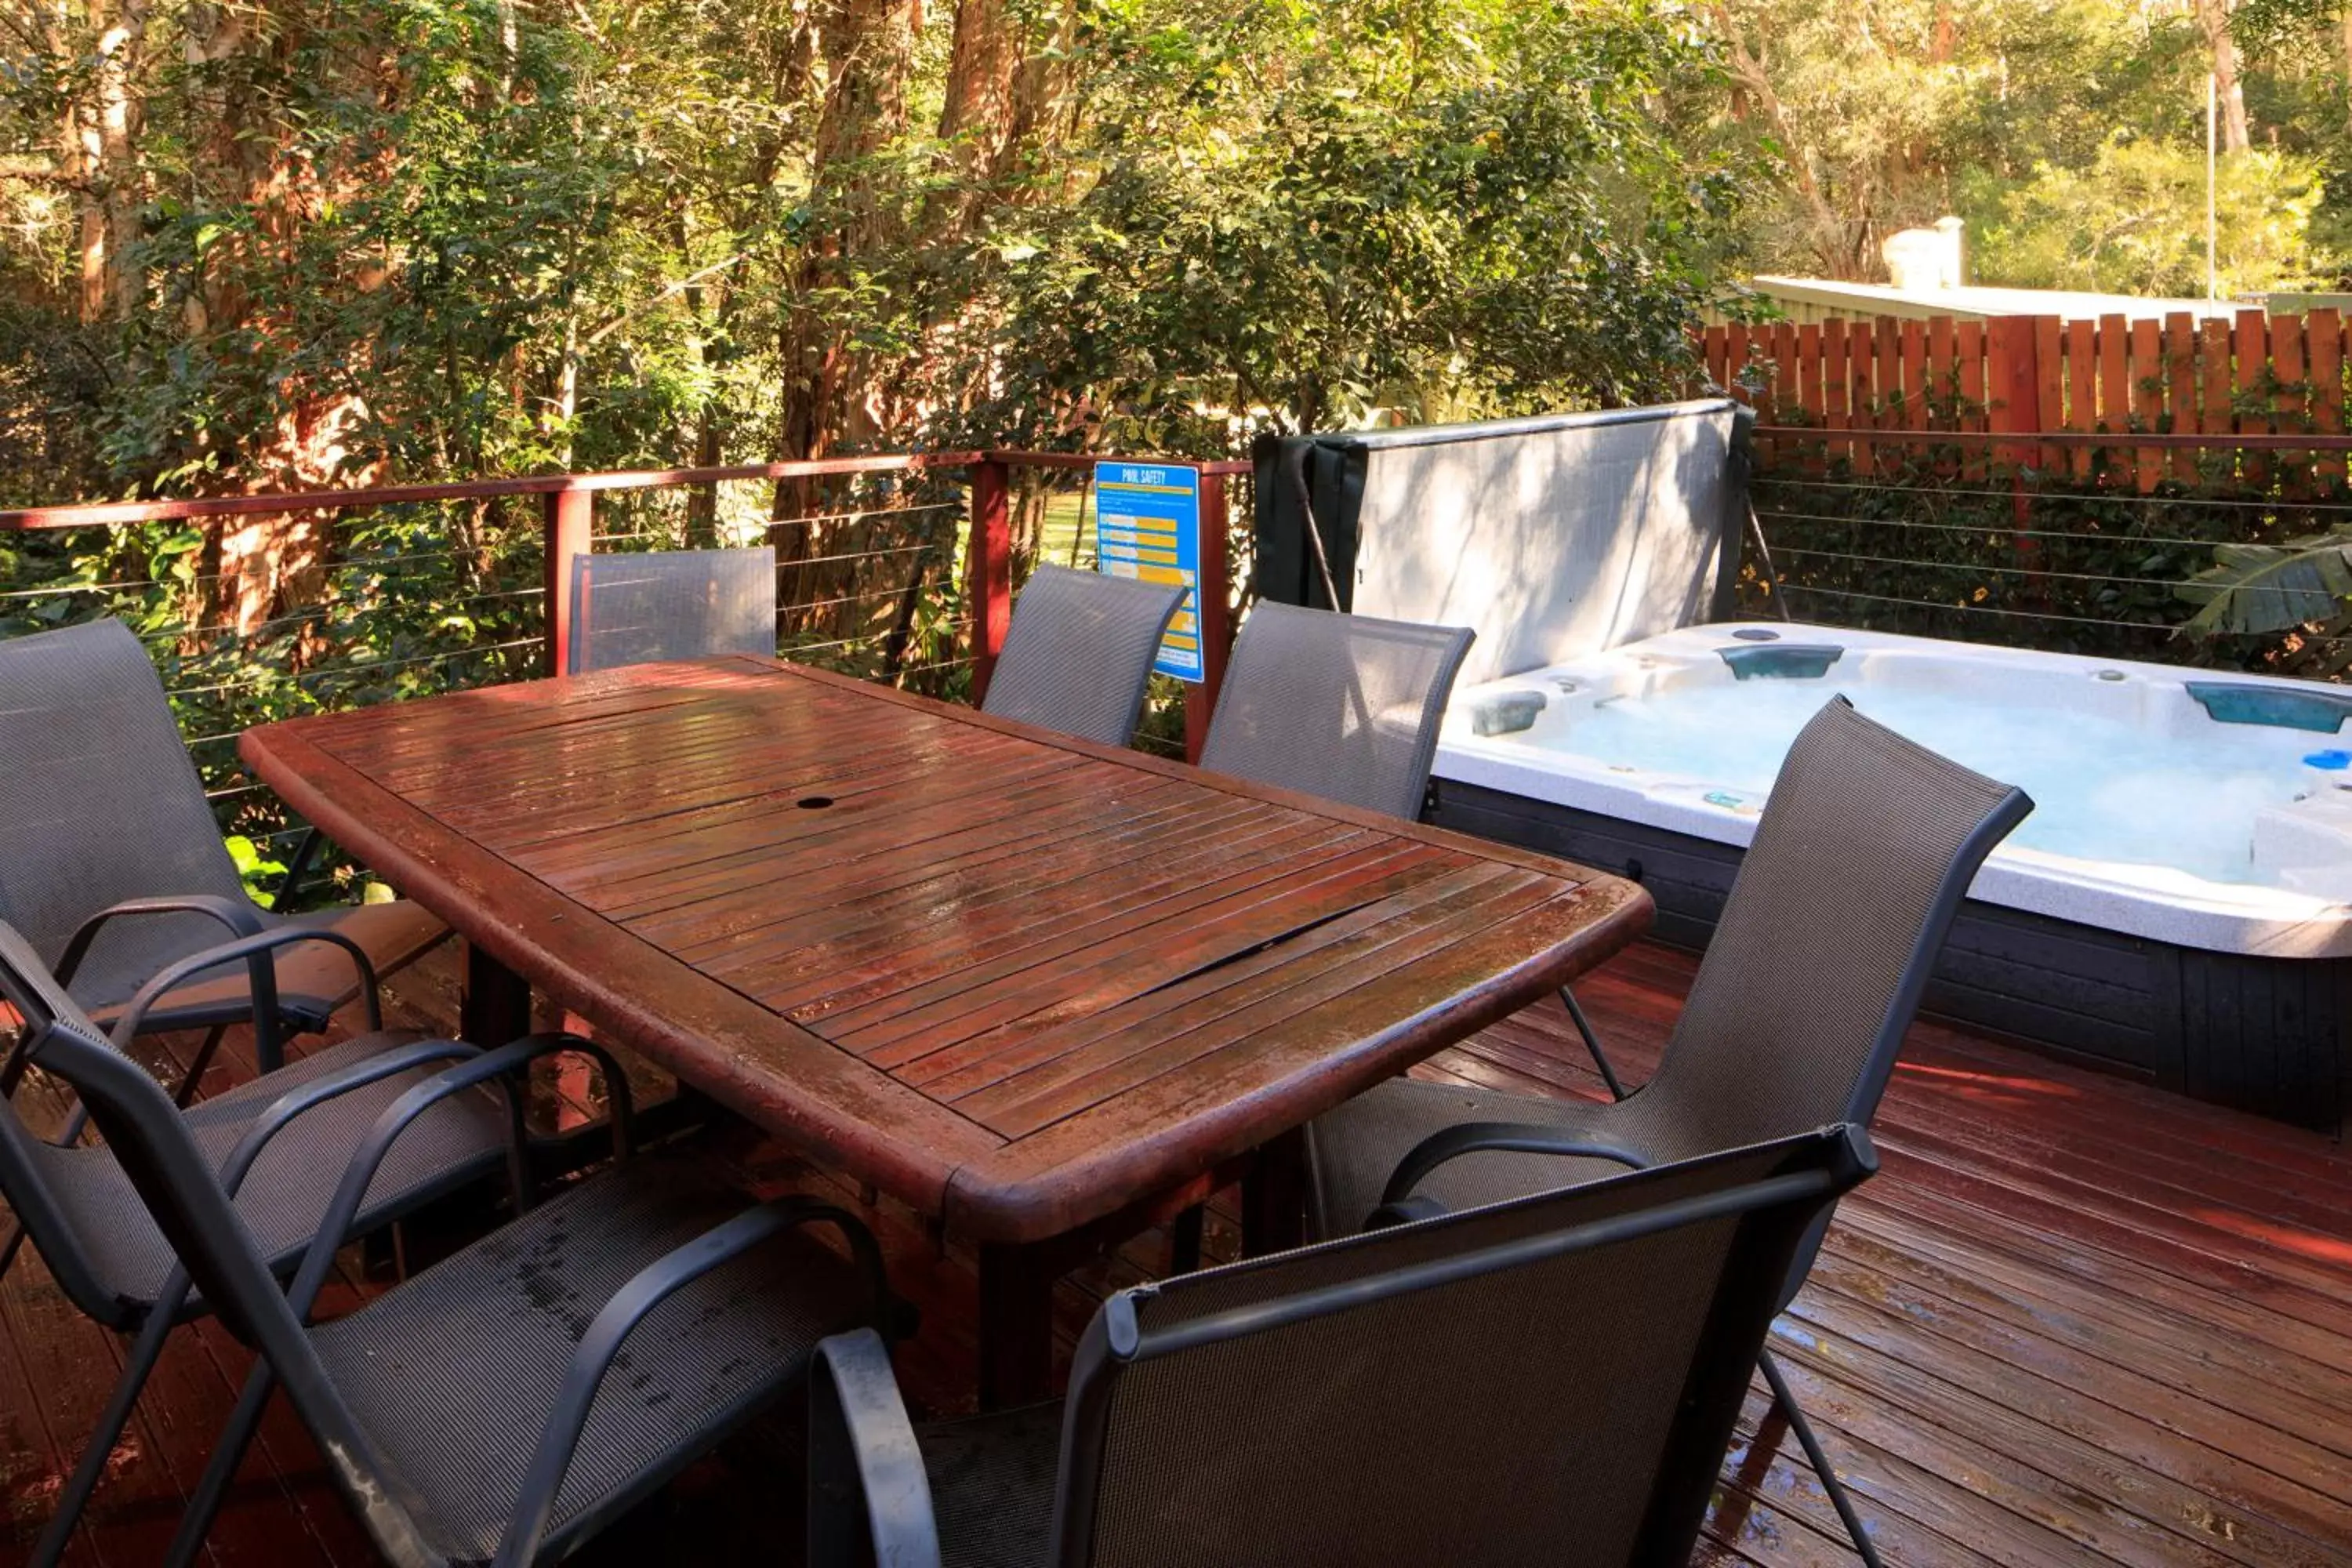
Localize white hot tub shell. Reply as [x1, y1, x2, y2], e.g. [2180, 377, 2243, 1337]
[1428, 622, 2352, 1131]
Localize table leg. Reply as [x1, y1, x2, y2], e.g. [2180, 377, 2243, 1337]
[977, 1243, 1059, 1410]
[1242, 1128, 1308, 1257]
[461, 940, 532, 1047]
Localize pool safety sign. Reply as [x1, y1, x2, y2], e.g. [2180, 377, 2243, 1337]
[1094, 463, 1203, 681]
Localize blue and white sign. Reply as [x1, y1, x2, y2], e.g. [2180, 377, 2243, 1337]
[1093, 462, 1202, 681]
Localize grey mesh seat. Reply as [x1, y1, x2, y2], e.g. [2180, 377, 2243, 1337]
[1197, 600, 1475, 819]
[1302, 695, 2031, 1566]
[568, 546, 779, 673]
[0, 920, 901, 1568]
[0, 920, 521, 1566]
[0, 617, 447, 1082]
[981, 564, 1185, 746]
[807, 1125, 1877, 1568]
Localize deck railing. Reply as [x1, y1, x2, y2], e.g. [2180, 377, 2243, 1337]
[1740, 421, 2352, 670]
[0, 448, 1252, 892]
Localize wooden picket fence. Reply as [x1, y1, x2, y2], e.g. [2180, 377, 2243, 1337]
[1697, 308, 2352, 491]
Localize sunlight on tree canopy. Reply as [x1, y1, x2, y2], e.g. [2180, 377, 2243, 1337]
[1974, 135, 2331, 297]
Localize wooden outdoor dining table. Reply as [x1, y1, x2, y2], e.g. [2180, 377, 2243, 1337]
[242, 655, 1652, 1406]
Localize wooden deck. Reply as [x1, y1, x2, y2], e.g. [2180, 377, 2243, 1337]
[3, 937, 2350, 1566]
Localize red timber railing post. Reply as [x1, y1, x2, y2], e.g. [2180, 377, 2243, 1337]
[1185, 468, 1232, 764]
[1985, 315, 2044, 561]
[543, 486, 594, 676]
[967, 458, 1012, 702]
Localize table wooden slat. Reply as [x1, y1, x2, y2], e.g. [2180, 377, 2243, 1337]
[248, 658, 1650, 1244]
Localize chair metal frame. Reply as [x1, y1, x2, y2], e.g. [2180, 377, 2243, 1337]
[0, 926, 902, 1566]
[981, 563, 1186, 747]
[0, 922, 635, 1566]
[158, 1049, 892, 1566]
[1197, 600, 1476, 822]
[0, 618, 446, 1080]
[565, 545, 780, 674]
[1348, 696, 2034, 1568]
[808, 1126, 1878, 1568]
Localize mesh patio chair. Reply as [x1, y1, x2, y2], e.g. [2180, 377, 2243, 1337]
[0, 617, 448, 1087]
[1300, 695, 2031, 1566]
[567, 546, 779, 673]
[981, 564, 1186, 747]
[0, 917, 901, 1568]
[0, 919, 549, 1566]
[1197, 600, 1475, 821]
[807, 1124, 1877, 1568]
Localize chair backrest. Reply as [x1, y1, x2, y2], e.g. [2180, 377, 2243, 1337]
[0, 918, 440, 1556]
[567, 547, 779, 673]
[1047, 1126, 1875, 1568]
[981, 566, 1186, 747]
[1198, 601, 1474, 820]
[0, 619, 247, 970]
[1649, 695, 2029, 1160]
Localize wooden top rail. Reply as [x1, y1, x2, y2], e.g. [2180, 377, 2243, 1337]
[0, 448, 1254, 532]
[1755, 425, 2352, 452]
[998, 451, 1255, 477]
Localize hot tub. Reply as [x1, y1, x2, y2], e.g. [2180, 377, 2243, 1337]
[1428, 622, 2352, 1131]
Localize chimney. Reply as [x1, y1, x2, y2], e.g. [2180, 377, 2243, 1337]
[1882, 216, 1968, 291]
[1934, 215, 1965, 288]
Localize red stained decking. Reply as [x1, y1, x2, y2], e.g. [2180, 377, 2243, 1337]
[2, 938, 2350, 1566]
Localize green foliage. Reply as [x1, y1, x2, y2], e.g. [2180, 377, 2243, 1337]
[224, 834, 289, 906]
[2178, 534, 2352, 635]
[1700, 0, 2352, 291]
[1700, 0, 2215, 280]
[960, 0, 1748, 441]
[1747, 441, 2352, 679]
[1973, 136, 2330, 297]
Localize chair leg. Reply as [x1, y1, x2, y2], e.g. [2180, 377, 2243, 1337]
[31, 1304, 179, 1568]
[172, 1024, 230, 1108]
[251, 1004, 284, 1076]
[0, 1032, 31, 1098]
[163, 1363, 274, 1568]
[1559, 985, 1628, 1103]
[1759, 1348, 1883, 1568]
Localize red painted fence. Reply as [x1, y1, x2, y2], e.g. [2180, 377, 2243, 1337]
[1700, 307, 2352, 487]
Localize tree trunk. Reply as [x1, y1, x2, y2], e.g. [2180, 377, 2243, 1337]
[2341, 9, 2352, 136]
[934, 0, 1020, 230]
[2195, 0, 2250, 153]
[63, 0, 150, 322]
[180, 0, 383, 635]
[771, 0, 920, 632]
[775, 0, 919, 471]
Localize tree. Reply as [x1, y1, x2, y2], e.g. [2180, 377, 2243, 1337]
[2198, 0, 2255, 151]
[1695, 0, 2241, 283]
[1973, 133, 2328, 295]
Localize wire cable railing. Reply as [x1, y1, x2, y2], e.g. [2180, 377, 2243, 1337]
[1742, 423, 2352, 669]
[0, 450, 1247, 899]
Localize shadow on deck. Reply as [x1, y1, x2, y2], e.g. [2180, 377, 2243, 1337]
[2, 938, 2349, 1566]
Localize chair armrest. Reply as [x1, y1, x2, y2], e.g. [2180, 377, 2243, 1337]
[278, 1033, 639, 1321]
[118, 1037, 485, 1360]
[108, 924, 384, 1051]
[216, 1038, 483, 1204]
[808, 1327, 941, 1568]
[492, 1196, 899, 1568]
[1371, 1122, 1653, 1229]
[56, 895, 270, 986]
[58, 895, 288, 1067]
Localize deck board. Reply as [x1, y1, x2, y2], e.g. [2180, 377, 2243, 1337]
[2, 937, 2349, 1566]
